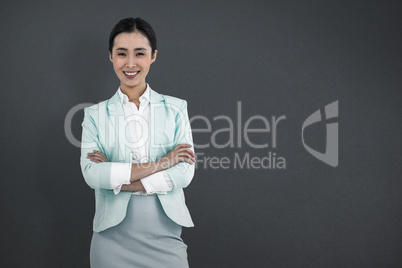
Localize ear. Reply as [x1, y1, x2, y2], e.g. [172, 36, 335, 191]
[150, 50, 158, 64]
[109, 51, 113, 62]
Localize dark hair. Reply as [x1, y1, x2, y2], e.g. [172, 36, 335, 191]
[109, 17, 157, 55]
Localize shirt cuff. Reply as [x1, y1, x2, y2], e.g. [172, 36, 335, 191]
[141, 171, 173, 194]
[110, 163, 132, 195]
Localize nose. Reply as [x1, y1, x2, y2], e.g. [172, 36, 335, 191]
[126, 57, 136, 69]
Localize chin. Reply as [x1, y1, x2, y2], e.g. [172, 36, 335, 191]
[123, 82, 141, 89]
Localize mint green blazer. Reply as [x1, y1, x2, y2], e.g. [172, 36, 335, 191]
[80, 87, 195, 233]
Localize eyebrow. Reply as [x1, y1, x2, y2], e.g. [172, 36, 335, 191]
[115, 47, 147, 51]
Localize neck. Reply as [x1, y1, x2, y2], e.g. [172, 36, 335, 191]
[120, 83, 147, 103]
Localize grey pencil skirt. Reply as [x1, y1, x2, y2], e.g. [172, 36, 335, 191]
[90, 195, 189, 268]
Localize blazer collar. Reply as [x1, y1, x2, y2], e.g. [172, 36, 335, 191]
[107, 84, 164, 113]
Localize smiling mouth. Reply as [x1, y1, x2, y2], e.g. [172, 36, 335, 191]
[123, 71, 139, 78]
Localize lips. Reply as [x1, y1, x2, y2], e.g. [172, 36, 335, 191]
[123, 71, 139, 78]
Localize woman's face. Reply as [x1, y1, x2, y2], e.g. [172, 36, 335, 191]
[109, 31, 157, 91]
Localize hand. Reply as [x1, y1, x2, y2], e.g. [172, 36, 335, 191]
[87, 150, 109, 163]
[121, 180, 145, 192]
[157, 144, 195, 170]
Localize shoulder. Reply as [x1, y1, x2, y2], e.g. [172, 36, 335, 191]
[84, 90, 119, 115]
[84, 99, 108, 112]
[160, 94, 188, 110]
[83, 99, 109, 120]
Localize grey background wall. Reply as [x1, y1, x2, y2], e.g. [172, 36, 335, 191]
[1, 0, 401, 267]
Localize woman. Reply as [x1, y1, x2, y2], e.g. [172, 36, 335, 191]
[80, 17, 196, 267]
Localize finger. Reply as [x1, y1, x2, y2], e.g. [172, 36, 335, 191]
[185, 148, 195, 157]
[176, 150, 194, 157]
[177, 148, 195, 157]
[88, 157, 100, 163]
[88, 152, 102, 157]
[88, 156, 99, 162]
[182, 157, 195, 163]
[171, 146, 192, 156]
[176, 144, 192, 149]
[91, 152, 108, 161]
[90, 156, 105, 162]
[177, 153, 196, 163]
[179, 156, 194, 165]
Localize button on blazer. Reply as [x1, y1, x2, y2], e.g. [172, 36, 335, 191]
[80, 87, 195, 232]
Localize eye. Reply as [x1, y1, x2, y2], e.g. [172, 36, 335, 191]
[136, 52, 145, 56]
[117, 53, 126, 56]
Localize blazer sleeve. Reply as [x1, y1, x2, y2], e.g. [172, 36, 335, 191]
[164, 100, 195, 189]
[80, 107, 116, 190]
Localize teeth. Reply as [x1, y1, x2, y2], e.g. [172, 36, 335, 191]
[125, 71, 138, 76]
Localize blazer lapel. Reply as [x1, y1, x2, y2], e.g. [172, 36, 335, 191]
[107, 91, 128, 161]
[148, 87, 166, 161]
